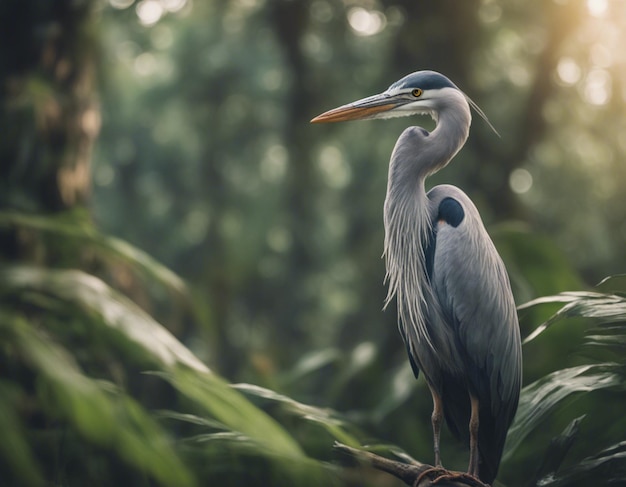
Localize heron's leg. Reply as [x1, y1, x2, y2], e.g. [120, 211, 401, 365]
[428, 384, 443, 467]
[468, 394, 480, 477]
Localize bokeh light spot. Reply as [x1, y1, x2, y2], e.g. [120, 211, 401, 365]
[134, 52, 157, 76]
[182, 209, 209, 245]
[261, 144, 288, 183]
[266, 226, 292, 253]
[310, 0, 333, 23]
[95, 163, 115, 187]
[584, 69, 611, 105]
[160, 0, 187, 13]
[352, 342, 376, 368]
[508, 65, 531, 87]
[318, 145, 351, 189]
[110, 0, 134, 9]
[478, 1, 502, 24]
[151, 25, 174, 50]
[556, 57, 581, 86]
[347, 7, 386, 36]
[136, 0, 163, 26]
[262, 68, 284, 91]
[509, 168, 533, 194]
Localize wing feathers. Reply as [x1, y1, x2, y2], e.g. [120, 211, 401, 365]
[428, 189, 522, 484]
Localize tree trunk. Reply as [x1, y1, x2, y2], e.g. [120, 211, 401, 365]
[0, 0, 99, 260]
[0, 0, 99, 214]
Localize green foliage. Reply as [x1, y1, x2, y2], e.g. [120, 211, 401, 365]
[1, 311, 195, 487]
[500, 283, 626, 486]
[0, 253, 358, 486]
[2, 190, 626, 487]
[491, 223, 583, 304]
[506, 364, 623, 459]
[0, 210, 186, 296]
[1, 208, 353, 484]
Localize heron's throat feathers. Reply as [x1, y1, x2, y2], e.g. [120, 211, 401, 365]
[383, 188, 434, 348]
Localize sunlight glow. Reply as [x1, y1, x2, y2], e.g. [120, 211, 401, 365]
[590, 43, 612, 68]
[136, 0, 164, 26]
[347, 7, 386, 36]
[587, 0, 608, 17]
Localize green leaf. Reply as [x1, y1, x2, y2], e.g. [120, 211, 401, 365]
[1, 265, 328, 481]
[504, 364, 623, 461]
[585, 332, 626, 356]
[4, 315, 195, 487]
[283, 348, 342, 384]
[596, 274, 626, 295]
[529, 415, 585, 487]
[536, 441, 626, 486]
[0, 210, 186, 295]
[156, 368, 307, 458]
[232, 383, 362, 448]
[158, 410, 230, 430]
[373, 362, 417, 420]
[520, 292, 626, 344]
[0, 265, 207, 372]
[0, 380, 44, 487]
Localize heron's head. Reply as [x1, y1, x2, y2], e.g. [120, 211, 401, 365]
[311, 70, 497, 134]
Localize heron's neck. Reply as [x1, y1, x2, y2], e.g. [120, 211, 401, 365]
[393, 102, 471, 184]
[384, 102, 471, 242]
[382, 100, 470, 347]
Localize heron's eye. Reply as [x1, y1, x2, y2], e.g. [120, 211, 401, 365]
[412, 88, 423, 97]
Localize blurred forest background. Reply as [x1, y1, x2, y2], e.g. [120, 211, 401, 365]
[2, 0, 626, 486]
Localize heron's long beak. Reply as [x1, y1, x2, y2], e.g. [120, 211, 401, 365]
[311, 93, 402, 123]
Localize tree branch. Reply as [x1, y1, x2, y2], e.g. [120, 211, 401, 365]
[334, 442, 489, 487]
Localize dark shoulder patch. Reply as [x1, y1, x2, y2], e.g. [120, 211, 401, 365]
[438, 197, 464, 227]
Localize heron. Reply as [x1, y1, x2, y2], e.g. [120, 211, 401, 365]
[311, 71, 522, 485]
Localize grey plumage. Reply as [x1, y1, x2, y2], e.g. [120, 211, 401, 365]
[312, 70, 522, 485]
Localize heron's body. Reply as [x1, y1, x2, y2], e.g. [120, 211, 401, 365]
[312, 70, 522, 485]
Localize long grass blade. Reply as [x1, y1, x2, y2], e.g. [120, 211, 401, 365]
[504, 364, 622, 461]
